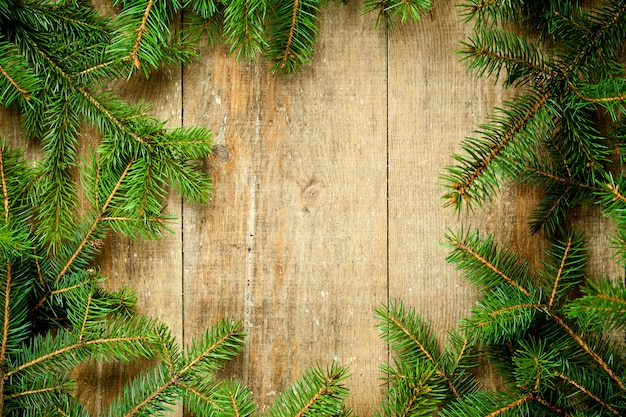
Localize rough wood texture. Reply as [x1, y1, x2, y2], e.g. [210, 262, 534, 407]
[182, 2, 388, 412]
[2, 0, 622, 415]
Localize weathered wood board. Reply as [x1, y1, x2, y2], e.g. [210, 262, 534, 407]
[182, 0, 388, 411]
[1, 0, 622, 415]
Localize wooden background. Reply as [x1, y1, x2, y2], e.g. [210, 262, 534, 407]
[3, 0, 621, 415]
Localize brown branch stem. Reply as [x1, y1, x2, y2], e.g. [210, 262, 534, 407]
[131, 0, 155, 69]
[6, 335, 150, 377]
[279, 0, 299, 68]
[449, 238, 532, 296]
[549, 236, 573, 307]
[0, 63, 31, 101]
[551, 313, 626, 392]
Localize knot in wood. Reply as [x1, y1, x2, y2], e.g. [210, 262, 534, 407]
[212, 144, 232, 163]
[302, 184, 323, 212]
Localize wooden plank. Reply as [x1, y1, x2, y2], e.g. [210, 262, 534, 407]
[182, 1, 388, 413]
[387, 1, 499, 348]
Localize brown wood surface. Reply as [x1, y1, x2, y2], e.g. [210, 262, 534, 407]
[2, 0, 622, 415]
[182, 1, 388, 412]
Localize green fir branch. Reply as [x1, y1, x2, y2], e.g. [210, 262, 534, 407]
[567, 277, 626, 333]
[182, 379, 257, 417]
[266, 0, 321, 75]
[107, 318, 246, 417]
[263, 362, 350, 417]
[444, 228, 535, 295]
[444, 1, 626, 212]
[111, 0, 197, 76]
[442, 90, 554, 210]
[459, 0, 532, 24]
[361, 0, 431, 29]
[540, 231, 587, 309]
[6, 315, 157, 379]
[0, 40, 40, 105]
[459, 26, 552, 88]
[375, 360, 448, 417]
[223, 0, 268, 61]
[375, 300, 479, 410]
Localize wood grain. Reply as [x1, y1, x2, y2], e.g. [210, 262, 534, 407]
[182, 2, 388, 413]
[387, 1, 495, 348]
[2, 0, 622, 415]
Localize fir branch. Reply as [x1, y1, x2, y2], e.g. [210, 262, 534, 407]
[549, 239, 571, 307]
[375, 301, 437, 365]
[0, 145, 8, 222]
[112, 0, 195, 76]
[465, 292, 543, 344]
[568, 79, 626, 104]
[1, 263, 12, 364]
[54, 157, 135, 285]
[182, 0, 225, 47]
[529, 185, 571, 235]
[181, 379, 257, 417]
[18, 25, 154, 148]
[550, 313, 626, 392]
[560, 2, 626, 78]
[445, 228, 533, 296]
[533, 396, 570, 416]
[31, 273, 97, 317]
[439, 331, 479, 400]
[131, 0, 156, 69]
[443, 90, 552, 210]
[0, 60, 31, 102]
[118, 365, 176, 417]
[0, 40, 40, 105]
[280, 0, 300, 66]
[361, 0, 431, 29]
[376, 360, 449, 417]
[110, 318, 246, 417]
[5, 382, 70, 401]
[555, 371, 620, 415]
[266, 0, 321, 75]
[523, 166, 599, 191]
[459, 27, 551, 87]
[485, 393, 533, 417]
[6, 333, 152, 378]
[478, 303, 546, 327]
[567, 277, 626, 332]
[223, 0, 267, 62]
[542, 231, 587, 308]
[446, 1, 626, 211]
[176, 381, 222, 411]
[263, 362, 350, 417]
[439, 391, 533, 417]
[551, 7, 591, 37]
[78, 292, 93, 342]
[460, 0, 526, 23]
[16, 0, 112, 37]
[376, 301, 477, 407]
[552, 103, 610, 182]
[521, 163, 599, 235]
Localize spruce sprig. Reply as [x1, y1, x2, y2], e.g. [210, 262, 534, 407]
[444, 0, 626, 232]
[111, 0, 197, 76]
[265, 0, 321, 75]
[361, 0, 431, 29]
[378, 228, 626, 416]
[263, 362, 351, 417]
[374, 301, 479, 416]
